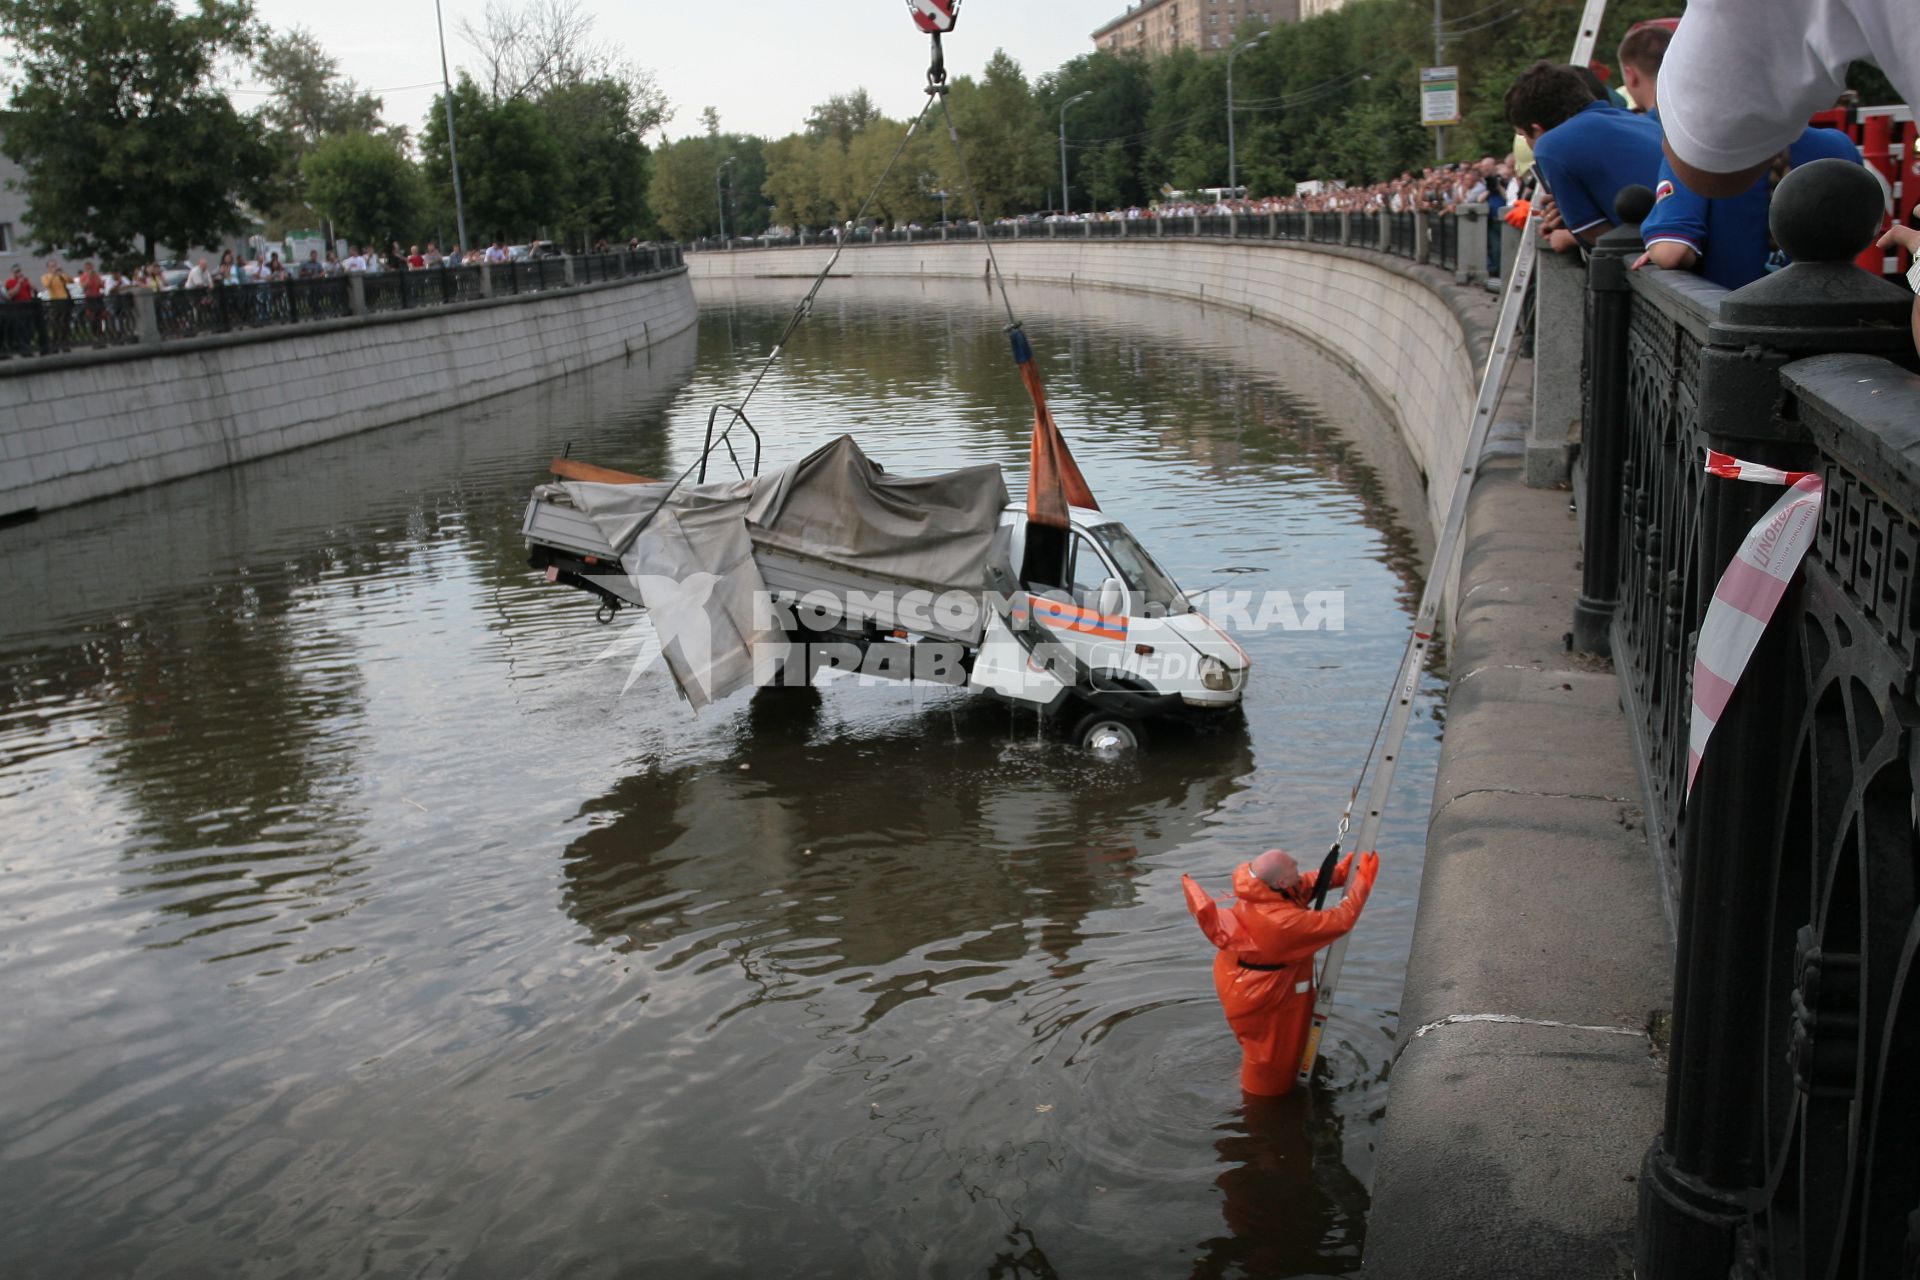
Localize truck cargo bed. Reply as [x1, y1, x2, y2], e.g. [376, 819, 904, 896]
[522, 489, 987, 645]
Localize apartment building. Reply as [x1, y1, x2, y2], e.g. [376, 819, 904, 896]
[1091, 0, 1301, 57]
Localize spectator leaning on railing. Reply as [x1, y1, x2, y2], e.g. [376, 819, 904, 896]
[1506, 60, 1663, 252]
[1657, 0, 1920, 353]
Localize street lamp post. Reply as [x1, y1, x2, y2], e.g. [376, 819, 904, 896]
[715, 155, 736, 243]
[1059, 91, 1091, 215]
[433, 0, 468, 254]
[1227, 29, 1269, 196]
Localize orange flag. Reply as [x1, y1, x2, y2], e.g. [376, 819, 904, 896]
[1012, 332, 1097, 529]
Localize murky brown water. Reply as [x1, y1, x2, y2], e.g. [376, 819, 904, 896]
[0, 277, 1442, 1279]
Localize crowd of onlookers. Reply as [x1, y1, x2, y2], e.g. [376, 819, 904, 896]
[1009, 159, 1518, 225]
[3, 237, 656, 304]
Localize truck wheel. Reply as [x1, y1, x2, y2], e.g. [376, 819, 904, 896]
[1074, 712, 1146, 754]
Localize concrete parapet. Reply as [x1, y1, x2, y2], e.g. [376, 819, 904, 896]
[0, 267, 695, 517]
[1529, 247, 1584, 486]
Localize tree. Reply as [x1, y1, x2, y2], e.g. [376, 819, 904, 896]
[845, 119, 937, 225]
[1079, 139, 1133, 211]
[253, 27, 389, 233]
[543, 78, 651, 246]
[648, 135, 723, 240]
[448, 0, 668, 245]
[255, 28, 386, 146]
[805, 90, 881, 148]
[936, 51, 1049, 220]
[763, 133, 834, 229]
[422, 75, 567, 242]
[303, 131, 425, 248]
[0, 0, 270, 260]
[647, 131, 770, 239]
[458, 0, 669, 133]
[1036, 51, 1154, 209]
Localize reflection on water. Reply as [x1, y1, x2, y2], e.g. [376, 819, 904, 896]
[0, 279, 1441, 1277]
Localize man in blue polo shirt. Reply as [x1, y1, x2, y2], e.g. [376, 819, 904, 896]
[1638, 127, 1863, 288]
[1504, 60, 1664, 251]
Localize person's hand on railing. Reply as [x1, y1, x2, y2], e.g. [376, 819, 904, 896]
[1876, 222, 1920, 355]
[1876, 222, 1920, 259]
[1536, 193, 1565, 234]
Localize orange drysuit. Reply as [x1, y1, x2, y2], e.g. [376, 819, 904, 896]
[1182, 850, 1380, 1095]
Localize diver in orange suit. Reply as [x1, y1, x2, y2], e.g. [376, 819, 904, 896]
[1182, 848, 1381, 1095]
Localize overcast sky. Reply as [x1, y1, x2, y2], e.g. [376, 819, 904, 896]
[230, 0, 1116, 142]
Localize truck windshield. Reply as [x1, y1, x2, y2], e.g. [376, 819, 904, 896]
[1090, 523, 1188, 615]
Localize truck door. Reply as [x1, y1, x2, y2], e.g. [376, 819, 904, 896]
[1023, 533, 1131, 673]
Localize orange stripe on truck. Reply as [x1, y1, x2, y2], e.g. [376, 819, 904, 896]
[1014, 598, 1128, 641]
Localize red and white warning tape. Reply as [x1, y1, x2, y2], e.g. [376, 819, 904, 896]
[1688, 451, 1824, 793]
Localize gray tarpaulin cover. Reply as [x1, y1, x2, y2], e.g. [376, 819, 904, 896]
[563, 435, 1011, 709]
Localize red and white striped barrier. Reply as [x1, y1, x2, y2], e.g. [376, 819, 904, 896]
[1688, 451, 1824, 793]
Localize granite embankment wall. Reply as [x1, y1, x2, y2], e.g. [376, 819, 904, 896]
[692, 241, 1486, 540]
[693, 239, 1668, 1278]
[0, 268, 697, 518]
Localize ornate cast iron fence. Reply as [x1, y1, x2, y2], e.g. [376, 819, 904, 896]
[1387, 212, 1416, 258]
[2, 250, 684, 359]
[1430, 210, 1458, 271]
[1568, 161, 1920, 1280]
[1746, 354, 1920, 1280]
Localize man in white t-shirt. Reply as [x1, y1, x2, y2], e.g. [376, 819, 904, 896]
[343, 249, 368, 273]
[1659, 0, 1914, 196]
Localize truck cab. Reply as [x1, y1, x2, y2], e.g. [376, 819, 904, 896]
[968, 504, 1249, 749]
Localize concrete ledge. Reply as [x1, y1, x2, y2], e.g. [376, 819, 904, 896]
[1366, 1018, 1660, 1279]
[1367, 426, 1668, 1277]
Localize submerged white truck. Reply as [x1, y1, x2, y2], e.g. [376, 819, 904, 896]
[521, 434, 1248, 749]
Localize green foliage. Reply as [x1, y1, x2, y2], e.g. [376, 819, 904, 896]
[422, 76, 568, 244]
[302, 131, 425, 248]
[762, 88, 939, 230]
[542, 78, 653, 245]
[762, 133, 837, 229]
[806, 90, 882, 148]
[1848, 61, 1899, 106]
[936, 50, 1051, 220]
[252, 27, 389, 235]
[429, 0, 669, 248]
[0, 0, 270, 259]
[1036, 50, 1155, 210]
[648, 132, 769, 239]
[255, 29, 387, 147]
[647, 137, 718, 240]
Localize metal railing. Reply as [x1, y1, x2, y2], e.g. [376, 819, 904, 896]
[688, 213, 1507, 266]
[1388, 213, 1416, 258]
[1569, 165, 1920, 1280]
[0, 295, 141, 356]
[0, 247, 685, 360]
[1430, 211, 1458, 272]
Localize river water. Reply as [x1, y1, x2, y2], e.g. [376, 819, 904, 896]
[0, 277, 1443, 1279]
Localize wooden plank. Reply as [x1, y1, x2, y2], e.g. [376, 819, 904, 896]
[549, 457, 654, 485]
